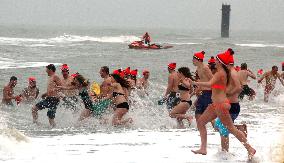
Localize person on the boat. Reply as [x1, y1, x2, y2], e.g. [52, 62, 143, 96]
[142, 32, 151, 45]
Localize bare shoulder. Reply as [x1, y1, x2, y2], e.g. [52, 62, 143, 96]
[203, 65, 211, 72]
[106, 77, 112, 83]
[276, 72, 281, 77]
[111, 82, 118, 87]
[52, 74, 60, 80]
[231, 69, 239, 77]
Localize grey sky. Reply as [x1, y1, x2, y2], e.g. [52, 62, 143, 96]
[0, 0, 284, 31]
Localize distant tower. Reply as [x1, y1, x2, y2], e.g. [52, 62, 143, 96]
[221, 4, 231, 38]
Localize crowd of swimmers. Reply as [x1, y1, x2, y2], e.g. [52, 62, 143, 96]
[1, 48, 284, 159]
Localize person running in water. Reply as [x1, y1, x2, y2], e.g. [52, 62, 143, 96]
[2, 76, 18, 106]
[238, 63, 256, 100]
[99, 66, 112, 98]
[188, 51, 256, 159]
[129, 69, 138, 90]
[258, 66, 284, 102]
[137, 70, 150, 90]
[58, 72, 109, 121]
[59, 73, 107, 121]
[214, 48, 247, 152]
[192, 51, 213, 122]
[91, 66, 113, 117]
[164, 63, 180, 111]
[109, 74, 132, 126]
[169, 67, 194, 128]
[19, 77, 39, 104]
[32, 64, 62, 127]
[142, 32, 151, 45]
[60, 64, 79, 111]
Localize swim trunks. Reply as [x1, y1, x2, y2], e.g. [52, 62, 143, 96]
[195, 90, 212, 115]
[92, 99, 112, 117]
[239, 85, 253, 100]
[36, 97, 60, 119]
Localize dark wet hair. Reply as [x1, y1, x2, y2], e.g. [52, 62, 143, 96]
[178, 67, 195, 81]
[272, 65, 278, 70]
[46, 64, 56, 72]
[111, 74, 130, 89]
[241, 63, 247, 70]
[131, 75, 137, 84]
[221, 64, 230, 85]
[209, 64, 216, 70]
[101, 66, 109, 75]
[74, 73, 89, 87]
[10, 76, 17, 81]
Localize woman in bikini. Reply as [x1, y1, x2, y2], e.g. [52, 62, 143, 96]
[109, 74, 132, 126]
[57, 73, 95, 121]
[169, 67, 194, 128]
[186, 52, 256, 158]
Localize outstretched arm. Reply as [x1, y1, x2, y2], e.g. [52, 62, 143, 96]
[247, 69, 256, 80]
[258, 72, 267, 83]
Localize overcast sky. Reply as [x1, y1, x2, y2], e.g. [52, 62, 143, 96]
[0, 0, 283, 31]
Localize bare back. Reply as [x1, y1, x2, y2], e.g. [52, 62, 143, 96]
[238, 70, 256, 86]
[227, 68, 242, 103]
[169, 72, 179, 93]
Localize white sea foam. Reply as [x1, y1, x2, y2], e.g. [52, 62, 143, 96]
[26, 44, 55, 47]
[235, 43, 284, 48]
[0, 35, 140, 46]
[0, 57, 61, 69]
[167, 42, 202, 45]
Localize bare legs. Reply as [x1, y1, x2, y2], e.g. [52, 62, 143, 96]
[220, 124, 248, 152]
[192, 104, 217, 155]
[170, 102, 192, 128]
[32, 106, 39, 124]
[32, 106, 56, 127]
[112, 108, 132, 126]
[78, 109, 92, 121]
[192, 103, 256, 158]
